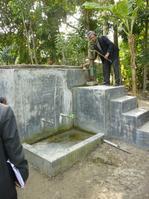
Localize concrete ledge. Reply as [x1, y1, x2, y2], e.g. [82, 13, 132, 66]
[0, 64, 83, 69]
[23, 131, 104, 177]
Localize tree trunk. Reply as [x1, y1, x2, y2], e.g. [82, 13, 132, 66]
[143, 67, 148, 91]
[62, 49, 66, 65]
[83, 10, 90, 31]
[30, 23, 38, 64]
[113, 25, 118, 47]
[102, 12, 108, 35]
[128, 34, 137, 96]
[21, 13, 34, 64]
[143, 0, 149, 91]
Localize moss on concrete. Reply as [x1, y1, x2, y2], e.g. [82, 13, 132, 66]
[23, 125, 72, 144]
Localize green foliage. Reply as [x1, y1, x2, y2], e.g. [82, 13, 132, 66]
[0, 46, 16, 64]
[83, 0, 147, 94]
[0, 0, 147, 94]
[119, 42, 132, 89]
[0, 0, 78, 64]
[55, 33, 87, 65]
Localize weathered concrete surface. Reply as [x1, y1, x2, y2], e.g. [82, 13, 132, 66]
[23, 129, 103, 177]
[0, 66, 87, 140]
[73, 85, 149, 148]
[73, 85, 125, 134]
[0, 66, 148, 148]
[110, 96, 137, 137]
[110, 98, 149, 148]
[136, 121, 149, 148]
[122, 108, 149, 143]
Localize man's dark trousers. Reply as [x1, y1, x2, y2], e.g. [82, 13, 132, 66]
[103, 57, 121, 85]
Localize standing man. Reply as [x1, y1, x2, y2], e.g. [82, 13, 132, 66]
[0, 100, 29, 199]
[87, 31, 121, 86]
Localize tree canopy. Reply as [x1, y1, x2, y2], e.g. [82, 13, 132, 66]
[0, 0, 148, 93]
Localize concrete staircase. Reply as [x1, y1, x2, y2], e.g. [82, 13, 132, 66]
[73, 85, 149, 149]
[110, 95, 149, 148]
[110, 96, 138, 137]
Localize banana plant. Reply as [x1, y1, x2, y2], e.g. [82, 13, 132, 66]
[83, 0, 144, 95]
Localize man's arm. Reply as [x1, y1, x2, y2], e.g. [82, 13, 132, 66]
[1, 106, 29, 182]
[88, 41, 97, 60]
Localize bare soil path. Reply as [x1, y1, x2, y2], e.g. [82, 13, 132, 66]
[18, 139, 149, 199]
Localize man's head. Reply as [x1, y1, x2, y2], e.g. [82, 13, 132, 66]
[87, 31, 97, 42]
[0, 97, 7, 105]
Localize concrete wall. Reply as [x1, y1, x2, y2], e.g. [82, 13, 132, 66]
[0, 66, 87, 141]
[1, 66, 148, 148]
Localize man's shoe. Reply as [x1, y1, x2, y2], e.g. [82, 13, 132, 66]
[115, 83, 122, 86]
[102, 83, 110, 86]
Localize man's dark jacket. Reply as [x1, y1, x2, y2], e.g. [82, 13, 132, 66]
[94, 36, 119, 62]
[0, 104, 29, 199]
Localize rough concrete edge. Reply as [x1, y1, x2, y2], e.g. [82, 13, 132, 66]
[51, 133, 104, 161]
[110, 95, 137, 102]
[0, 65, 83, 69]
[50, 134, 104, 176]
[23, 133, 104, 176]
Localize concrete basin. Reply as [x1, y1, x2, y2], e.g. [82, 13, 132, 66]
[23, 129, 103, 176]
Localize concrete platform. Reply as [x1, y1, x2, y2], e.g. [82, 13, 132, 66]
[23, 129, 104, 177]
[73, 85, 125, 134]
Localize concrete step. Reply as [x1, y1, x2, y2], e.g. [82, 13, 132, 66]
[122, 108, 149, 127]
[111, 96, 137, 114]
[109, 96, 138, 137]
[136, 121, 149, 148]
[137, 121, 149, 133]
[122, 108, 149, 143]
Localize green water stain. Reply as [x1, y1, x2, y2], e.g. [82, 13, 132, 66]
[45, 129, 93, 144]
[24, 125, 72, 145]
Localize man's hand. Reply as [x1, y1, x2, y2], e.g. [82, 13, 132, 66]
[104, 52, 110, 60]
[81, 62, 89, 70]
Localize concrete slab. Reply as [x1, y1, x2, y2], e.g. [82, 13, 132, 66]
[23, 129, 104, 177]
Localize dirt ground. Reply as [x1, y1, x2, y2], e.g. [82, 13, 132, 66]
[138, 99, 149, 110]
[18, 139, 149, 199]
[18, 99, 149, 199]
